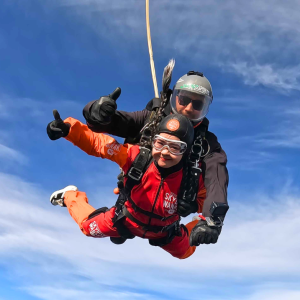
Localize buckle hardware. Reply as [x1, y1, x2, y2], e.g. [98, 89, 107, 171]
[206, 216, 223, 227]
[128, 167, 143, 181]
[160, 226, 167, 233]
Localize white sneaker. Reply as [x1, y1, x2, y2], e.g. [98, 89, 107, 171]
[50, 185, 78, 206]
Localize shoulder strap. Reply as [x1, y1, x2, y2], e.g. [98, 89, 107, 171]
[112, 147, 152, 232]
[195, 118, 209, 138]
[179, 131, 204, 204]
[125, 147, 152, 191]
[145, 98, 162, 111]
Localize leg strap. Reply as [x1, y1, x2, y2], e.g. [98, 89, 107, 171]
[148, 221, 182, 247]
[87, 207, 109, 220]
[113, 212, 135, 240]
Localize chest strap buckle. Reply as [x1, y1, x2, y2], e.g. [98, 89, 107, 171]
[128, 167, 143, 181]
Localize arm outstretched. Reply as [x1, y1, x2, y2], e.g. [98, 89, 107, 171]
[64, 117, 133, 168]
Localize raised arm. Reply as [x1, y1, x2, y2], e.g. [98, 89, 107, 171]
[82, 87, 151, 138]
[64, 117, 132, 168]
[84, 102, 150, 138]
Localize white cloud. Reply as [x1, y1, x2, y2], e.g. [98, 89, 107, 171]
[53, 0, 300, 90]
[226, 62, 300, 92]
[245, 288, 300, 300]
[5, 0, 300, 94]
[0, 172, 300, 299]
[23, 286, 151, 300]
[0, 93, 82, 123]
[0, 143, 28, 165]
[229, 150, 276, 171]
[254, 117, 300, 149]
[219, 102, 300, 150]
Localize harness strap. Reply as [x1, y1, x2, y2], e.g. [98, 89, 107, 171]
[126, 147, 151, 184]
[87, 207, 109, 220]
[149, 223, 185, 247]
[127, 196, 175, 221]
[113, 212, 135, 240]
[122, 206, 179, 233]
[112, 147, 152, 224]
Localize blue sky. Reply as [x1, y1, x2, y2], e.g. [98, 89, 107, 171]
[0, 0, 300, 299]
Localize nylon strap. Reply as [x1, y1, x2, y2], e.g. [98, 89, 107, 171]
[127, 196, 175, 221]
[122, 206, 178, 233]
[126, 147, 151, 188]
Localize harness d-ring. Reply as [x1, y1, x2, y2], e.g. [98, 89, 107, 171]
[200, 138, 210, 158]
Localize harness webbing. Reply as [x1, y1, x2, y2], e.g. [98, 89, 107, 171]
[126, 147, 151, 185]
[126, 196, 175, 221]
[122, 206, 179, 233]
[111, 105, 210, 245]
[112, 145, 179, 241]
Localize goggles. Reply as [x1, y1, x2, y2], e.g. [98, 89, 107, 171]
[152, 135, 187, 156]
[178, 95, 204, 111]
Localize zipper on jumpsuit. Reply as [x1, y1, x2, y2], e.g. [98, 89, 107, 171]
[142, 178, 164, 238]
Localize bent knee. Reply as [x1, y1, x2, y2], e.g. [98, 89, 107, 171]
[177, 246, 196, 259]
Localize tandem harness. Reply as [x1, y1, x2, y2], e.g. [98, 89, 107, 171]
[111, 146, 182, 247]
[110, 123, 208, 247]
[107, 95, 210, 246]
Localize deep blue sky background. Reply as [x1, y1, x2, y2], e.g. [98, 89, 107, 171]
[0, 1, 300, 300]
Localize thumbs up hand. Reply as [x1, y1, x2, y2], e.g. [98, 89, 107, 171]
[47, 110, 71, 140]
[89, 87, 121, 125]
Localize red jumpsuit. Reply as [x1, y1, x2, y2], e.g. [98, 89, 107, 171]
[63, 117, 206, 259]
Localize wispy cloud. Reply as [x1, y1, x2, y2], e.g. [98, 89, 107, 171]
[229, 150, 276, 171]
[52, 0, 300, 93]
[0, 93, 82, 123]
[0, 172, 300, 299]
[241, 288, 300, 300]
[2, 1, 300, 299]
[23, 286, 152, 300]
[0, 143, 28, 165]
[219, 101, 300, 150]
[225, 62, 300, 92]
[253, 113, 300, 149]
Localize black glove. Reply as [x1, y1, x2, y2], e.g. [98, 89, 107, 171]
[89, 87, 121, 125]
[177, 199, 198, 217]
[189, 219, 221, 246]
[47, 110, 70, 140]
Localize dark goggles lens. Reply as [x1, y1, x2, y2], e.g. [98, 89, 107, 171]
[178, 95, 204, 111]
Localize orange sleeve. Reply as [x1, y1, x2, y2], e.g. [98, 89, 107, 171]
[64, 117, 133, 168]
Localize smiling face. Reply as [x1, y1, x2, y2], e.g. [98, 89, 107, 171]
[175, 90, 206, 121]
[152, 133, 184, 168]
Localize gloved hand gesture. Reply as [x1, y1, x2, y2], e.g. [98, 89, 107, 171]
[89, 87, 121, 125]
[189, 219, 221, 246]
[177, 199, 198, 217]
[47, 110, 70, 140]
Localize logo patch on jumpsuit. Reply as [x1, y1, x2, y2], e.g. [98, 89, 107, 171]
[89, 221, 106, 237]
[164, 192, 177, 214]
[106, 142, 121, 156]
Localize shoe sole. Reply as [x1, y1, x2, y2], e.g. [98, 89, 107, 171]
[50, 185, 78, 204]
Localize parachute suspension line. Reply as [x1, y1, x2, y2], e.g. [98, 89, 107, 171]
[146, 0, 159, 98]
[139, 60, 175, 149]
[141, 3, 175, 148]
